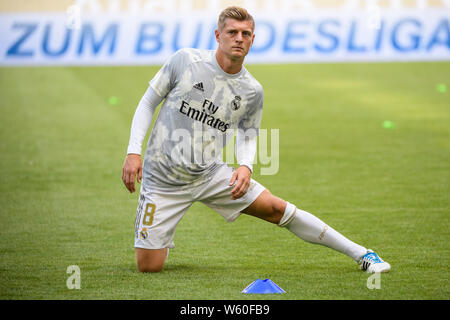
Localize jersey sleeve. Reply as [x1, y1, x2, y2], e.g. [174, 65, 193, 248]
[126, 86, 163, 155]
[149, 49, 187, 98]
[238, 84, 263, 136]
[235, 130, 257, 172]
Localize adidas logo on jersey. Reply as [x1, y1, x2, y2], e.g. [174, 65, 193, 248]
[193, 82, 204, 92]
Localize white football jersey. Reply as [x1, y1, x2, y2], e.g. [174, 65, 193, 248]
[143, 48, 263, 189]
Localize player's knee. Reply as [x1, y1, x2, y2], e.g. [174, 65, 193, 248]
[137, 257, 165, 273]
[136, 248, 167, 273]
[269, 197, 287, 224]
[137, 262, 164, 273]
[242, 190, 286, 224]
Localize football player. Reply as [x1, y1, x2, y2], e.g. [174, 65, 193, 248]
[122, 6, 390, 274]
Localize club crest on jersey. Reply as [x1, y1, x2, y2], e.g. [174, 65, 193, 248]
[231, 95, 241, 110]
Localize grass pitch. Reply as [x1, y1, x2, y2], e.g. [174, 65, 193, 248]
[0, 62, 449, 300]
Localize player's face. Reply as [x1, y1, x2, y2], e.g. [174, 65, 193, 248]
[215, 18, 255, 60]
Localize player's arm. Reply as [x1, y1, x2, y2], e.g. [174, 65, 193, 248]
[122, 86, 163, 193]
[123, 50, 186, 193]
[229, 129, 257, 200]
[230, 85, 263, 199]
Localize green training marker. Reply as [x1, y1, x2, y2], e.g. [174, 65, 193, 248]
[436, 83, 447, 93]
[382, 120, 395, 129]
[109, 96, 119, 105]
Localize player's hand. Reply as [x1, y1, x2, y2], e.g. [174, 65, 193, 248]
[122, 154, 142, 193]
[229, 165, 252, 200]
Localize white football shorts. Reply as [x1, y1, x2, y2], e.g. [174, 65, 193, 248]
[134, 164, 265, 250]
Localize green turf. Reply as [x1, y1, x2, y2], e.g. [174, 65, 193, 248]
[0, 62, 449, 300]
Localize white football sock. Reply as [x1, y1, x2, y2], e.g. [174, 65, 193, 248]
[280, 204, 367, 262]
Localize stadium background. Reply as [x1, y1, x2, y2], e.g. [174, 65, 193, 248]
[1, 0, 449, 65]
[0, 0, 449, 302]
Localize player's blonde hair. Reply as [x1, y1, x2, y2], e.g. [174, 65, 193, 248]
[218, 6, 255, 31]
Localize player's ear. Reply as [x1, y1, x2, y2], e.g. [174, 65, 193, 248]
[215, 29, 220, 43]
